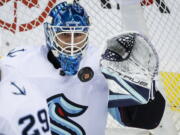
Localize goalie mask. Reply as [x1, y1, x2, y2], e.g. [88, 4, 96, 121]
[44, 2, 90, 75]
[101, 32, 159, 107]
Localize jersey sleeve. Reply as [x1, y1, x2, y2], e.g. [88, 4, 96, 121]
[0, 45, 43, 79]
[0, 116, 17, 135]
[108, 90, 166, 129]
[0, 45, 39, 67]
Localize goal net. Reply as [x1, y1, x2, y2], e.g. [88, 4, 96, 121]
[0, 0, 180, 134]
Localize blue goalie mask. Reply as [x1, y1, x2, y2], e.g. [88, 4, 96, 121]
[44, 1, 90, 75]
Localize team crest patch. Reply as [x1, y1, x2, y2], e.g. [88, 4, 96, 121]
[47, 94, 88, 135]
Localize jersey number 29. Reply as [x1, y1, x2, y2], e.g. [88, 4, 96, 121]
[19, 109, 49, 135]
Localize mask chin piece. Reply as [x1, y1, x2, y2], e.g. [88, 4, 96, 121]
[58, 54, 82, 76]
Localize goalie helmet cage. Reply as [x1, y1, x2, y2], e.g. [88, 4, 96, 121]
[0, 0, 180, 134]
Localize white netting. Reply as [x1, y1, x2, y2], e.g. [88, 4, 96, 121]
[0, 0, 180, 134]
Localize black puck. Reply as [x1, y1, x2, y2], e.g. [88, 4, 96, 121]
[78, 67, 94, 82]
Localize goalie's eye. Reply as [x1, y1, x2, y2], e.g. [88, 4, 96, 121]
[61, 33, 71, 38]
[74, 33, 82, 37]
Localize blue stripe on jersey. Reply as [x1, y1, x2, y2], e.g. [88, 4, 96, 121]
[108, 108, 124, 125]
[123, 79, 150, 101]
[49, 104, 84, 135]
[59, 96, 84, 114]
[108, 97, 141, 107]
[102, 68, 148, 104]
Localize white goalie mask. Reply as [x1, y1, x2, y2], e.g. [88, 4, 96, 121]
[44, 2, 90, 75]
[47, 25, 89, 57]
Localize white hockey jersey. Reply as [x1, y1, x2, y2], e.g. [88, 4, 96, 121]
[0, 65, 51, 135]
[1, 45, 109, 135]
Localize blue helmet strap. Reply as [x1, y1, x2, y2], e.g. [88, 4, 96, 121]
[59, 54, 82, 75]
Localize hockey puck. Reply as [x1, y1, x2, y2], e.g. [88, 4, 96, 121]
[78, 67, 94, 82]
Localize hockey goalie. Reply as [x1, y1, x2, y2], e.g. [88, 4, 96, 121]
[0, 1, 166, 134]
[100, 31, 166, 129]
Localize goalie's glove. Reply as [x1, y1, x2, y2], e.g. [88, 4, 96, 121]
[100, 32, 159, 107]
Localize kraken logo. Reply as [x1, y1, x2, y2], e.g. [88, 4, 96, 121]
[47, 94, 88, 135]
